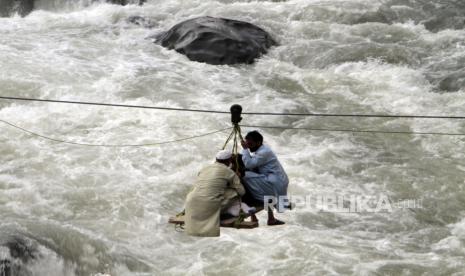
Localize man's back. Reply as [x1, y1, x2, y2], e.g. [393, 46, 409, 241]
[185, 158, 244, 237]
[191, 163, 237, 201]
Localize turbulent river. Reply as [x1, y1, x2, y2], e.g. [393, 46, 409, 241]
[1, 0, 465, 275]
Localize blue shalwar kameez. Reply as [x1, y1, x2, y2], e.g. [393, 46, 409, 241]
[241, 145, 289, 210]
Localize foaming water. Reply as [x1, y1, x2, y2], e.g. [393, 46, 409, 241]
[0, 0, 465, 275]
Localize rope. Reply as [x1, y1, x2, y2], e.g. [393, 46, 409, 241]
[221, 123, 243, 175]
[2, 116, 464, 151]
[241, 124, 465, 136]
[234, 124, 243, 171]
[235, 124, 244, 141]
[0, 119, 232, 147]
[221, 128, 236, 150]
[2, 96, 465, 120]
[174, 223, 185, 232]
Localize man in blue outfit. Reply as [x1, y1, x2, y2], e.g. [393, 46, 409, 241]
[241, 130, 289, 225]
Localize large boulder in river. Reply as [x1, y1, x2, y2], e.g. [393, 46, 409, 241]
[155, 16, 277, 65]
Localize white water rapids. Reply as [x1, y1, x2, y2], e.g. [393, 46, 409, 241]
[0, 0, 465, 275]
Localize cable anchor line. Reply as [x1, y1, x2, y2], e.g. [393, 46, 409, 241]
[0, 119, 232, 147]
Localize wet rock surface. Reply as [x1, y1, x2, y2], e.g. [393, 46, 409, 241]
[154, 16, 277, 65]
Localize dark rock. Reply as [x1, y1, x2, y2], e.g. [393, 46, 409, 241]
[0, 236, 38, 276]
[354, 10, 391, 25]
[3, 237, 37, 263]
[108, 0, 145, 5]
[128, 15, 155, 28]
[422, 15, 465, 33]
[0, 260, 11, 276]
[0, 0, 34, 17]
[438, 71, 465, 92]
[425, 54, 465, 92]
[155, 16, 277, 65]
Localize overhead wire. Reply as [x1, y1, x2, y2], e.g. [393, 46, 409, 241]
[2, 95, 465, 120]
[241, 125, 465, 136]
[1, 95, 465, 148]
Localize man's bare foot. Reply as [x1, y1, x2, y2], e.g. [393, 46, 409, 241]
[267, 219, 285, 226]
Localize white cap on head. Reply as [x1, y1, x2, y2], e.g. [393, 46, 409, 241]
[216, 149, 232, 160]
